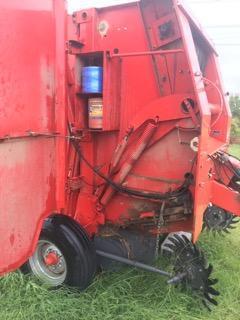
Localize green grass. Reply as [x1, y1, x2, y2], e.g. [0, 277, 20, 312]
[1, 229, 240, 320]
[1, 145, 240, 320]
[229, 144, 240, 157]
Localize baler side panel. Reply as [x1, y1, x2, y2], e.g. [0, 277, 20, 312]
[174, 2, 231, 241]
[0, 0, 66, 274]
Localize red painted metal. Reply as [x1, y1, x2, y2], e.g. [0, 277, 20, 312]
[0, 0, 239, 276]
[0, 0, 66, 274]
[44, 252, 60, 267]
[109, 49, 184, 58]
[211, 181, 240, 216]
[100, 120, 158, 206]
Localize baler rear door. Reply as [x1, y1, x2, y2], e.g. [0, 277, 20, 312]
[0, 0, 66, 274]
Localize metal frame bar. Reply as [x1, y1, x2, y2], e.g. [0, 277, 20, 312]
[109, 49, 184, 59]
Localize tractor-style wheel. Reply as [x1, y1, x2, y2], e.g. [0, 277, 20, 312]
[22, 217, 96, 290]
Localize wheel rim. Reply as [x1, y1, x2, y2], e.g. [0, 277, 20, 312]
[29, 240, 67, 286]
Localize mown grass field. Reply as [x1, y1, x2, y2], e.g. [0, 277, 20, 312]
[230, 144, 240, 157]
[0, 145, 239, 320]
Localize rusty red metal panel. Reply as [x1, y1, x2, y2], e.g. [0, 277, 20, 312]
[174, 1, 231, 241]
[67, 0, 232, 242]
[0, 0, 66, 274]
[0, 0, 236, 276]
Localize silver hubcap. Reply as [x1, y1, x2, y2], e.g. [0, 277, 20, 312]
[29, 240, 67, 286]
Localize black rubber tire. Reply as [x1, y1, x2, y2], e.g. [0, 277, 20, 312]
[21, 216, 96, 290]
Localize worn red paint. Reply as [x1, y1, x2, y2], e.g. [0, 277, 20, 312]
[0, 0, 239, 276]
[0, 0, 66, 274]
[44, 252, 60, 267]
